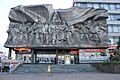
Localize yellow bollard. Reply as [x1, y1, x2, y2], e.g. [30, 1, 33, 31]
[47, 65, 52, 76]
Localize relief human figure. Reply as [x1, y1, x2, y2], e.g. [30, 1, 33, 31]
[8, 22, 20, 45]
[19, 23, 28, 44]
[33, 22, 44, 45]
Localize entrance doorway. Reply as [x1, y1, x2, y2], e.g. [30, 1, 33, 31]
[58, 54, 75, 64]
[58, 55, 64, 64]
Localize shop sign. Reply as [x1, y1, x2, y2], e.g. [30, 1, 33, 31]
[108, 45, 117, 49]
[14, 48, 31, 52]
[70, 49, 79, 54]
[79, 49, 105, 52]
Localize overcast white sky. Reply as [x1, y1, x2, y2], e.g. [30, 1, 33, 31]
[0, 0, 73, 53]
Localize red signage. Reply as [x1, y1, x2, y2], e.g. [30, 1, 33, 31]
[70, 49, 79, 54]
[14, 48, 31, 51]
[80, 49, 105, 52]
[109, 45, 117, 49]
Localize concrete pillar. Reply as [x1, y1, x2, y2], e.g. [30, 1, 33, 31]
[56, 50, 58, 64]
[31, 49, 35, 64]
[34, 53, 37, 63]
[8, 48, 12, 59]
[15, 51, 18, 60]
[77, 53, 79, 64]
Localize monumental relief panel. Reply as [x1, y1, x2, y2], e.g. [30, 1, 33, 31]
[4, 4, 109, 48]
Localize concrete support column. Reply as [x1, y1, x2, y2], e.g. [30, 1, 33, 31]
[8, 48, 12, 60]
[15, 51, 18, 60]
[56, 50, 58, 64]
[77, 53, 79, 64]
[31, 49, 35, 64]
[34, 53, 37, 63]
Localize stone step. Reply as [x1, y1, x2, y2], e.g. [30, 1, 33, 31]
[13, 64, 101, 74]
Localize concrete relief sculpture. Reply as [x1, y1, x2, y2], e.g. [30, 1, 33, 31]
[4, 4, 109, 48]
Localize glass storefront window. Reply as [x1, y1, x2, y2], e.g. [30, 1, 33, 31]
[36, 54, 56, 63]
[17, 54, 31, 63]
[23, 54, 31, 63]
[79, 49, 109, 62]
[58, 54, 76, 64]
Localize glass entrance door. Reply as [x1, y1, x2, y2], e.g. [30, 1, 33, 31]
[58, 55, 75, 64]
[58, 55, 65, 64]
[70, 55, 74, 64]
[64, 55, 71, 64]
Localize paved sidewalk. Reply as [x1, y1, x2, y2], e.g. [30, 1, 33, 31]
[0, 72, 119, 80]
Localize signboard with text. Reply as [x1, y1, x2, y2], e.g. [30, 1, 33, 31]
[79, 49, 105, 52]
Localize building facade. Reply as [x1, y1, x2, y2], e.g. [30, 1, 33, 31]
[4, 4, 109, 64]
[73, 0, 120, 48]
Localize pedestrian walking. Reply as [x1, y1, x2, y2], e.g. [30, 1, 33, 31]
[2, 66, 5, 73]
[9, 63, 13, 74]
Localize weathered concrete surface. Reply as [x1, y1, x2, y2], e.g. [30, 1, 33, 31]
[0, 73, 119, 80]
[4, 4, 109, 48]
